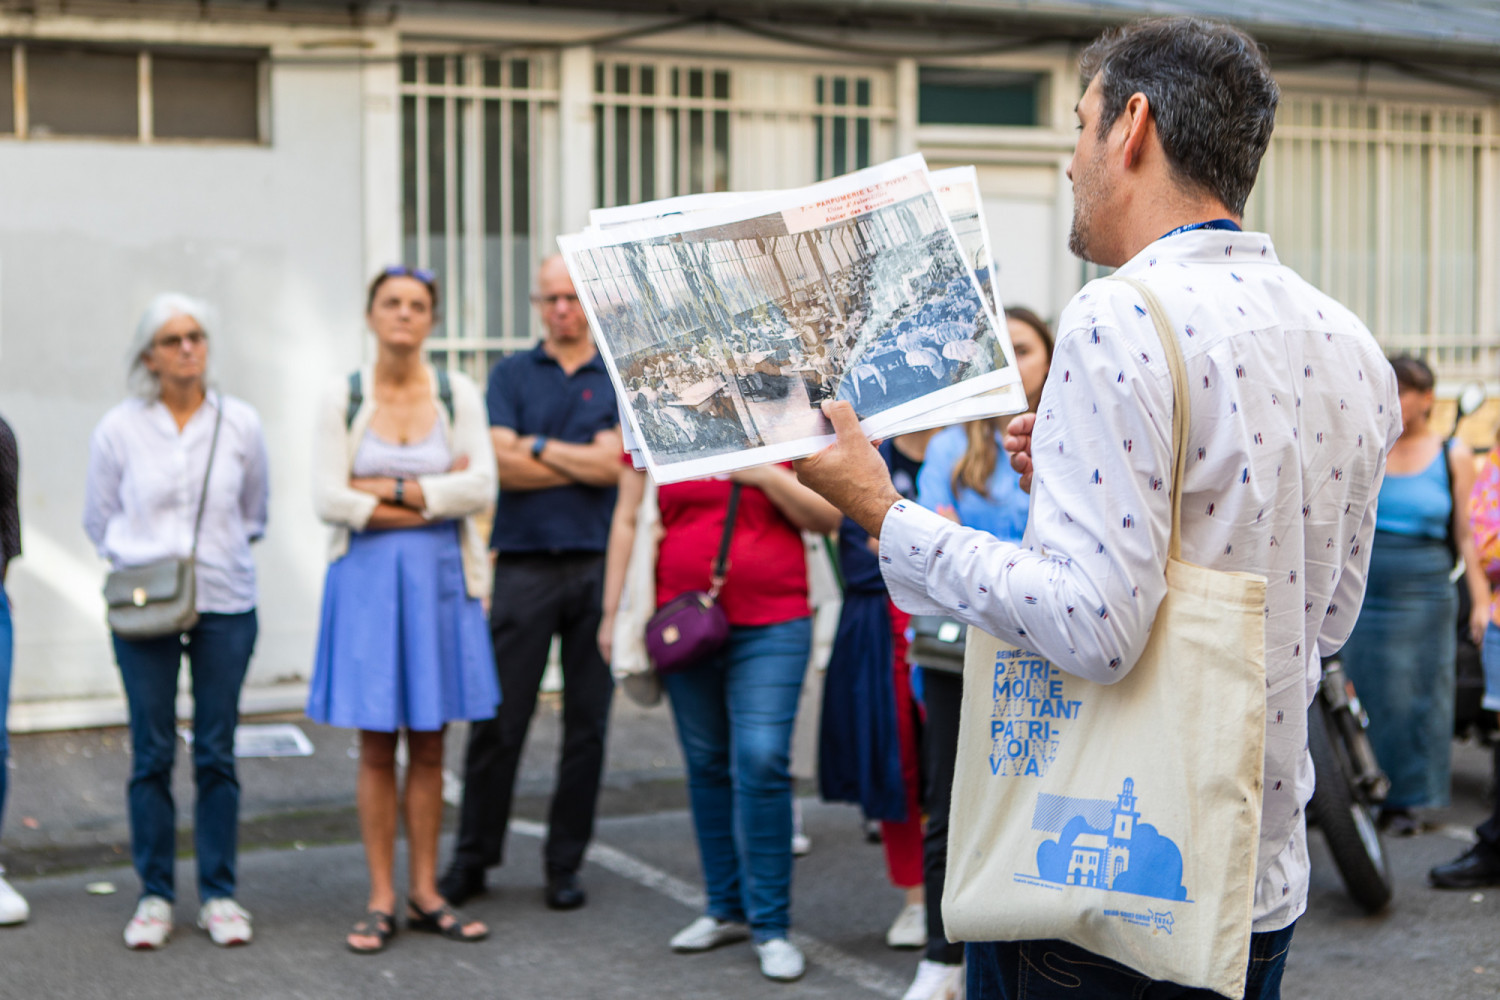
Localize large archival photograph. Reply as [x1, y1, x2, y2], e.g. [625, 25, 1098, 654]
[560, 155, 1021, 483]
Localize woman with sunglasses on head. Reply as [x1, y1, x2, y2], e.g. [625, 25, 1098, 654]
[308, 267, 498, 954]
[84, 294, 270, 950]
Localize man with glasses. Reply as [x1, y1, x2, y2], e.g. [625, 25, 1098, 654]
[440, 254, 622, 912]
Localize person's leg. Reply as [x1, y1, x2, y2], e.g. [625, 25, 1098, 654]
[403, 728, 486, 938]
[185, 611, 257, 902]
[1237, 922, 1296, 1000]
[919, 668, 966, 966]
[349, 729, 400, 950]
[0, 587, 11, 836]
[447, 559, 560, 877]
[663, 654, 744, 925]
[545, 556, 615, 878]
[881, 658, 925, 890]
[723, 618, 810, 942]
[113, 630, 186, 902]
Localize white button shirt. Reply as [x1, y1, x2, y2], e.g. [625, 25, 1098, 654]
[880, 229, 1402, 931]
[84, 393, 270, 614]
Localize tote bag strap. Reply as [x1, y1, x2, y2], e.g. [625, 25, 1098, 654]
[1109, 275, 1190, 562]
[190, 394, 226, 560]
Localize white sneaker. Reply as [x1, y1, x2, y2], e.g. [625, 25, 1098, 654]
[198, 897, 253, 947]
[886, 901, 928, 949]
[902, 959, 965, 1000]
[670, 914, 751, 953]
[791, 799, 811, 856]
[123, 895, 173, 950]
[756, 937, 806, 982]
[0, 872, 28, 925]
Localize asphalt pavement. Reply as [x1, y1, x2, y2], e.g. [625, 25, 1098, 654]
[1, 694, 1499, 999]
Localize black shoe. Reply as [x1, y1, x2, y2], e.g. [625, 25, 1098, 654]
[545, 872, 586, 911]
[438, 864, 487, 907]
[1377, 807, 1420, 837]
[1429, 844, 1500, 889]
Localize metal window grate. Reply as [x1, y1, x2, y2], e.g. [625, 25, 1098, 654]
[399, 52, 559, 381]
[593, 56, 895, 208]
[1246, 94, 1500, 383]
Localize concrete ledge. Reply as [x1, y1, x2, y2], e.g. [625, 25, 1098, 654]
[7, 682, 312, 734]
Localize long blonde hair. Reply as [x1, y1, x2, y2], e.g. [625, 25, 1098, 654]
[950, 306, 1054, 499]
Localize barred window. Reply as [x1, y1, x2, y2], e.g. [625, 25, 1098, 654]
[1246, 95, 1499, 382]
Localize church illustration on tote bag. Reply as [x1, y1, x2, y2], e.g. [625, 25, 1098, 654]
[1022, 778, 1190, 903]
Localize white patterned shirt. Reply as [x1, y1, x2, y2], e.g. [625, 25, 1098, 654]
[880, 229, 1402, 931]
[85, 393, 270, 614]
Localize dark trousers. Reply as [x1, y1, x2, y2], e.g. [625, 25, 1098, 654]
[919, 666, 965, 965]
[112, 610, 258, 902]
[968, 922, 1296, 999]
[1477, 742, 1500, 853]
[451, 553, 614, 877]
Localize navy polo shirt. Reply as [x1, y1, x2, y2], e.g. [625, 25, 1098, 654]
[488, 343, 619, 553]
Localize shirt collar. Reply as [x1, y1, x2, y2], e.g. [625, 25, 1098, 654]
[529, 341, 607, 374]
[1115, 229, 1280, 278]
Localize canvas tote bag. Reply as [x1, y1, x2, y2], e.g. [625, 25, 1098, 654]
[943, 276, 1268, 999]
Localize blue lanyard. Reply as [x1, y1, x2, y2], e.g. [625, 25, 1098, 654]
[1158, 218, 1242, 241]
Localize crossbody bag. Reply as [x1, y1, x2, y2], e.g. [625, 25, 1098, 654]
[645, 484, 743, 675]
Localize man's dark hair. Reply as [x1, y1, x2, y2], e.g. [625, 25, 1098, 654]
[1079, 17, 1279, 215]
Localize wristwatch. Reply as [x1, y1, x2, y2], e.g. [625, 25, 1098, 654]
[531, 436, 548, 460]
[393, 477, 406, 506]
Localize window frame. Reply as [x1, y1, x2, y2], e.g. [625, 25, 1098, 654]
[0, 40, 269, 145]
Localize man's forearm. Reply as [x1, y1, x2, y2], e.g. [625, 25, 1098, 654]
[494, 448, 572, 491]
[536, 438, 621, 488]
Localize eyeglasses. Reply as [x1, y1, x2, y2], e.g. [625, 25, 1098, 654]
[531, 293, 580, 307]
[384, 265, 437, 284]
[153, 330, 207, 351]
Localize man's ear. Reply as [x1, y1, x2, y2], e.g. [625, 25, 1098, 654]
[1119, 92, 1153, 170]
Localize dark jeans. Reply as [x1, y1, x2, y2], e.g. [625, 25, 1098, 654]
[967, 922, 1296, 1000]
[452, 553, 614, 877]
[0, 588, 11, 837]
[113, 610, 258, 902]
[918, 666, 965, 965]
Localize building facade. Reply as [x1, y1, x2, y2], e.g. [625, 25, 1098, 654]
[1, 0, 1496, 724]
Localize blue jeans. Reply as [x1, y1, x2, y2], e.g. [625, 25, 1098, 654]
[113, 610, 257, 903]
[967, 922, 1296, 999]
[663, 617, 810, 942]
[0, 588, 12, 837]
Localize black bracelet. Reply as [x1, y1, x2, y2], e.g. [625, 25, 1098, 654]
[393, 477, 406, 506]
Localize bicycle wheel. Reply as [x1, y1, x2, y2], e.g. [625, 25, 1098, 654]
[1307, 700, 1393, 914]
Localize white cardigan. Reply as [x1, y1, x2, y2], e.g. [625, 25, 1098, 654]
[313, 364, 497, 600]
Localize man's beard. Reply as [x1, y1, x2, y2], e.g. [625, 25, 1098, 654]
[1067, 145, 1109, 263]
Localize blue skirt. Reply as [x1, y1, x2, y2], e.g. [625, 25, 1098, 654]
[308, 522, 500, 732]
[1340, 531, 1456, 809]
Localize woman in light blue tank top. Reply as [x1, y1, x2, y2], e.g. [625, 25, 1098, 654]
[1342, 356, 1489, 833]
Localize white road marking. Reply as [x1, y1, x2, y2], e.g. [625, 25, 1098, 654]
[509, 819, 908, 999]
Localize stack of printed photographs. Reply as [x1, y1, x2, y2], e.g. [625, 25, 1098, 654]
[557, 154, 1026, 484]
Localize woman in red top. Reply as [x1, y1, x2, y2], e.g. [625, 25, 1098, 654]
[601, 460, 838, 983]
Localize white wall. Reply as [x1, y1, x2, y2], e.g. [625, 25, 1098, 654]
[0, 23, 399, 725]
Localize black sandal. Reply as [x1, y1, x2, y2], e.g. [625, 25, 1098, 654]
[347, 910, 396, 954]
[406, 900, 489, 943]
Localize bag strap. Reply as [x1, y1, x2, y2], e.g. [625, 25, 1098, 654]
[708, 484, 743, 599]
[1109, 276, 1190, 561]
[347, 368, 455, 429]
[190, 393, 226, 560]
[345, 371, 363, 430]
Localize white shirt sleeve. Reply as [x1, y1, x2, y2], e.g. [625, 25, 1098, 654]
[83, 417, 124, 555]
[880, 313, 1177, 684]
[239, 406, 271, 543]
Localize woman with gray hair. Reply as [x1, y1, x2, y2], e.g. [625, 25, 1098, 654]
[83, 293, 270, 950]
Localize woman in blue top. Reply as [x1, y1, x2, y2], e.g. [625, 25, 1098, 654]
[902, 306, 1052, 1000]
[1341, 355, 1488, 835]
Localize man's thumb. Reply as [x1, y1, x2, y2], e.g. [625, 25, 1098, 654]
[821, 399, 865, 441]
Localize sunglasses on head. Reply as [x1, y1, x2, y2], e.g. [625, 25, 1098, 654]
[383, 265, 437, 284]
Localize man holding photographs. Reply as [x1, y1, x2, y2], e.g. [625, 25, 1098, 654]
[797, 18, 1400, 999]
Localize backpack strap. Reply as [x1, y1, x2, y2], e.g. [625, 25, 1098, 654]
[346, 367, 453, 430]
[345, 371, 363, 430]
[436, 367, 455, 424]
